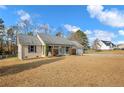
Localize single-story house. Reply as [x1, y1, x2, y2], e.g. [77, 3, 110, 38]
[92, 39, 115, 50]
[17, 33, 83, 60]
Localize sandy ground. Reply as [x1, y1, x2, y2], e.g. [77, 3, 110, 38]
[0, 51, 124, 87]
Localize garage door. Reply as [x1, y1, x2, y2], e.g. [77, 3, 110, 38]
[69, 48, 76, 55]
[77, 49, 82, 55]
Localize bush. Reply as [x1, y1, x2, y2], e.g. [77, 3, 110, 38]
[45, 44, 49, 56]
[95, 50, 102, 52]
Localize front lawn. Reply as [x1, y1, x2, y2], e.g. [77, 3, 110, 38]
[0, 52, 124, 86]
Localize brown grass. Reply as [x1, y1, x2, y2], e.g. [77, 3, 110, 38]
[89, 50, 124, 54]
[0, 51, 124, 87]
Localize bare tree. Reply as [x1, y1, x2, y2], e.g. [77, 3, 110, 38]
[38, 24, 53, 34]
[17, 19, 33, 35]
[7, 28, 14, 54]
[0, 18, 5, 55]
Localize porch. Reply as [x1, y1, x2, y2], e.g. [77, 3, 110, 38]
[46, 45, 75, 56]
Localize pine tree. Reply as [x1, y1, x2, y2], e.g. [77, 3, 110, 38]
[69, 30, 89, 51]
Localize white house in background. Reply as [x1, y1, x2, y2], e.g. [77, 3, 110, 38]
[117, 44, 124, 50]
[92, 39, 115, 50]
[17, 33, 83, 60]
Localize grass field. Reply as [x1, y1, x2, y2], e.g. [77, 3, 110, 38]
[0, 50, 124, 87]
[86, 49, 124, 54]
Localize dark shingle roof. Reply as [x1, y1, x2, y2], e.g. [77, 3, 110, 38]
[18, 34, 42, 45]
[38, 33, 73, 45]
[101, 40, 115, 46]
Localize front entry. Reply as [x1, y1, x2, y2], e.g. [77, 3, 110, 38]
[59, 47, 66, 55]
[52, 48, 58, 56]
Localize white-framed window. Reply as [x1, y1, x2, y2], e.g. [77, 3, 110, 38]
[28, 45, 36, 53]
[59, 48, 65, 54]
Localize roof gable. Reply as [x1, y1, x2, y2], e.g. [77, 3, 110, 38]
[71, 41, 83, 48]
[37, 33, 73, 45]
[18, 34, 42, 45]
[101, 40, 115, 46]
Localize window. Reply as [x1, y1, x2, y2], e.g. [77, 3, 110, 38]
[28, 45, 36, 53]
[59, 48, 65, 54]
[66, 47, 69, 54]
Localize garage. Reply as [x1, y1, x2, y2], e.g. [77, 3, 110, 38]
[69, 48, 76, 55]
[71, 41, 83, 56]
[76, 48, 83, 55]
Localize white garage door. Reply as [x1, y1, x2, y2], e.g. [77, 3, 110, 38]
[76, 48, 83, 55]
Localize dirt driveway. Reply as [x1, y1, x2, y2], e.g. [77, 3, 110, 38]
[0, 53, 124, 87]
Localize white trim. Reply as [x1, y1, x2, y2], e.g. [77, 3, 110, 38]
[37, 34, 46, 57]
[42, 45, 46, 57]
[18, 44, 23, 60]
[37, 34, 45, 45]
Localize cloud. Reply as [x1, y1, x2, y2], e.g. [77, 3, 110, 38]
[117, 41, 124, 44]
[93, 30, 116, 41]
[118, 30, 124, 35]
[87, 5, 124, 28]
[17, 10, 32, 28]
[0, 5, 7, 9]
[84, 29, 117, 46]
[84, 30, 92, 35]
[64, 24, 80, 33]
[17, 10, 31, 21]
[87, 5, 104, 18]
[85, 29, 116, 43]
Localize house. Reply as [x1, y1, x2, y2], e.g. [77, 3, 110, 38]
[92, 39, 115, 50]
[17, 33, 83, 60]
[117, 44, 124, 50]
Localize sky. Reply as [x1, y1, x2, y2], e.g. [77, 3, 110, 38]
[0, 5, 124, 45]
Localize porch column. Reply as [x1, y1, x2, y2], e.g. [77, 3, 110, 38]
[51, 45, 54, 56]
[64, 45, 66, 55]
[58, 45, 61, 55]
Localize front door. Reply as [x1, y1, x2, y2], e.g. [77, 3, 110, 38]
[52, 48, 58, 56]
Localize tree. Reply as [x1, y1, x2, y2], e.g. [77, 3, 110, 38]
[11, 25, 19, 45]
[27, 31, 33, 36]
[69, 30, 89, 51]
[17, 20, 31, 34]
[92, 38, 101, 50]
[0, 18, 5, 54]
[7, 28, 14, 54]
[39, 24, 52, 34]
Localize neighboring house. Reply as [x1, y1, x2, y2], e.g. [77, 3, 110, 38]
[117, 44, 124, 50]
[17, 33, 83, 60]
[92, 39, 115, 50]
